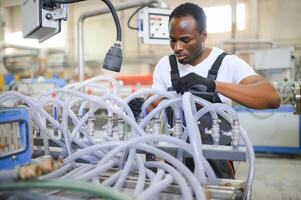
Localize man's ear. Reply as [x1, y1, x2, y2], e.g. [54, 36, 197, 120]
[200, 31, 207, 41]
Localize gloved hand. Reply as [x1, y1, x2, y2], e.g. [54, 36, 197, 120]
[128, 97, 145, 119]
[174, 72, 216, 94]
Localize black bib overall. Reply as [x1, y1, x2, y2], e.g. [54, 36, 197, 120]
[169, 53, 235, 179]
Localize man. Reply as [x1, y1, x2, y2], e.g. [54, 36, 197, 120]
[150, 2, 280, 110]
[130, 3, 280, 178]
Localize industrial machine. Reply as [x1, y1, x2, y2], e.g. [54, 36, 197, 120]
[0, 107, 31, 169]
[8, 1, 257, 199]
[235, 105, 301, 154]
[293, 82, 301, 115]
[7, 77, 67, 97]
[233, 81, 301, 154]
[0, 76, 255, 200]
[22, 0, 123, 72]
[22, 0, 67, 42]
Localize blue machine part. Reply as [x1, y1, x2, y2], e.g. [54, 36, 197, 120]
[30, 78, 67, 88]
[234, 105, 301, 154]
[4, 73, 15, 85]
[0, 107, 31, 169]
[44, 78, 67, 88]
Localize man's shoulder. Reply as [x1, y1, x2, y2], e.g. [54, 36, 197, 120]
[155, 56, 170, 69]
[211, 48, 246, 66]
[157, 55, 170, 64]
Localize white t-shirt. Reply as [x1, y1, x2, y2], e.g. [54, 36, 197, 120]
[152, 47, 257, 105]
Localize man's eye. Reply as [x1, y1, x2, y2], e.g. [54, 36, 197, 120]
[182, 39, 190, 43]
[170, 38, 176, 43]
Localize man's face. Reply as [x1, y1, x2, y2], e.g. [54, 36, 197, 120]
[169, 15, 206, 65]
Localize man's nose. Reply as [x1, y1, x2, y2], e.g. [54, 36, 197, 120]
[174, 42, 183, 52]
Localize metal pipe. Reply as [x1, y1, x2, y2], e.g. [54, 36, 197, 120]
[0, 42, 40, 52]
[250, 0, 258, 39]
[219, 39, 275, 49]
[77, 0, 158, 83]
[230, 0, 237, 53]
[230, 0, 237, 40]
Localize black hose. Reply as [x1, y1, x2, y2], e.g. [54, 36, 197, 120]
[127, 4, 154, 30]
[51, 0, 86, 3]
[50, 0, 122, 41]
[100, 0, 122, 41]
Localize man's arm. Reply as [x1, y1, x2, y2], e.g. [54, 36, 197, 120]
[215, 75, 281, 109]
[146, 94, 164, 113]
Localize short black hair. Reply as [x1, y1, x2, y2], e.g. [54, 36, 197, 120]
[169, 3, 206, 32]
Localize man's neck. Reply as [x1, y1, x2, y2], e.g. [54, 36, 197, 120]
[190, 47, 212, 66]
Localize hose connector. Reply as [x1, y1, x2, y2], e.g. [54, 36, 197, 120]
[87, 116, 95, 137]
[117, 118, 125, 140]
[152, 118, 160, 136]
[173, 118, 182, 138]
[211, 119, 220, 145]
[232, 120, 240, 149]
[105, 116, 114, 137]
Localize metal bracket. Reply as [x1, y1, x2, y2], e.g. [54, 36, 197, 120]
[50, 5, 68, 21]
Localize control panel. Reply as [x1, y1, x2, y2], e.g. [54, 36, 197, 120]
[0, 107, 31, 169]
[138, 7, 171, 45]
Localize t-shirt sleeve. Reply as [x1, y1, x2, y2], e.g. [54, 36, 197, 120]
[152, 57, 168, 91]
[227, 55, 257, 83]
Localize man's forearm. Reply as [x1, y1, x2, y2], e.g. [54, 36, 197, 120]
[215, 80, 281, 109]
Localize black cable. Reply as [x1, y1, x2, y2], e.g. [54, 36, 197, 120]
[127, 4, 154, 30]
[51, 0, 87, 3]
[100, 0, 122, 41]
[50, 0, 121, 41]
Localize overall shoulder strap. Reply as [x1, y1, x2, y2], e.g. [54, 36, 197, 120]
[207, 52, 228, 80]
[169, 54, 180, 90]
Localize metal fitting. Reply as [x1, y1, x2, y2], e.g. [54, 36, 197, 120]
[152, 118, 160, 135]
[232, 120, 240, 149]
[87, 116, 95, 137]
[105, 116, 114, 137]
[117, 118, 125, 140]
[212, 119, 220, 145]
[173, 118, 182, 138]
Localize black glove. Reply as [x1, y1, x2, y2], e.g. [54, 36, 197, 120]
[128, 97, 145, 119]
[174, 73, 216, 94]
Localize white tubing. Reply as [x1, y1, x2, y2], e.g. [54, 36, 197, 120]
[138, 174, 173, 200]
[140, 97, 183, 128]
[150, 169, 165, 187]
[60, 164, 94, 179]
[240, 127, 255, 199]
[102, 171, 121, 186]
[75, 160, 115, 181]
[134, 155, 146, 196]
[182, 92, 206, 184]
[40, 163, 73, 180]
[113, 148, 136, 190]
[125, 89, 175, 103]
[137, 144, 205, 200]
[0, 75, 255, 199]
[145, 161, 193, 200]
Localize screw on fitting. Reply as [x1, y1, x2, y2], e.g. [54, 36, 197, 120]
[212, 119, 220, 145]
[117, 118, 125, 140]
[87, 116, 95, 137]
[173, 118, 182, 138]
[45, 13, 52, 20]
[152, 118, 160, 135]
[232, 120, 240, 149]
[105, 116, 114, 137]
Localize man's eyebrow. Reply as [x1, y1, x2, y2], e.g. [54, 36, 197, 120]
[169, 36, 191, 39]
